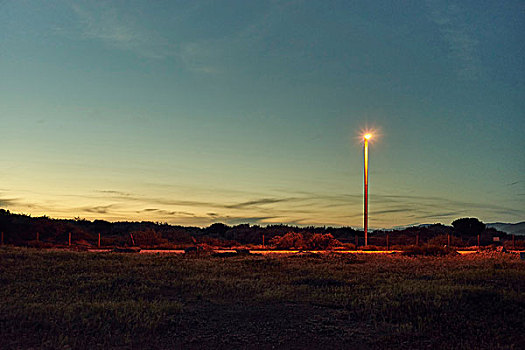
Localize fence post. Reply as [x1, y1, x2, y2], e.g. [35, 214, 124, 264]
[386, 234, 389, 251]
[262, 234, 265, 248]
[355, 234, 358, 249]
[477, 234, 480, 250]
[69, 232, 71, 247]
[98, 233, 101, 248]
[447, 234, 451, 247]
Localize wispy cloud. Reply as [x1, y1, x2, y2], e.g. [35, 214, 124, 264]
[221, 216, 282, 226]
[426, 0, 481, 80]
[96, 190, 299, 212]
[371, 193, 524, 217]
[68, 2, 228, 73]
[416, 212, 460, 219]
[224, 198, 296, 209]
[83, 204, 115, 214]
[65, 1, 311, 75]
[179, 41, 221, 74]
[371, 208, 414, 216]
[138, 208, 195, 217]
[0, 198, 18, 207]
[69, 2, 175, 59]
[176, 1, 306, 74]
[3, 185, 523, 227]
[96, 190, 132, 197]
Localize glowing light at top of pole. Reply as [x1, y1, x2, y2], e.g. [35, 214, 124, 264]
[364, 133, 372, 140]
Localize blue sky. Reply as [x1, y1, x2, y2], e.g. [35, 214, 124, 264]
[1, 0, 524, 228]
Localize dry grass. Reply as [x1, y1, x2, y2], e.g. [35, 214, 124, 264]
[1, 247, 524, 349]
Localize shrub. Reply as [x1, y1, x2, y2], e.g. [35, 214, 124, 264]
[308, 233, 341, 250]
[503, 239, 525, 250]
[99, 236, 119, 247]
[332, 243, 356, 250]
[131, 229, 167, 247]
[270, 232, 342, 250]
[427, 234, 467, 247]
[270, 232, 307, 249]
[197, 236, 238, 247]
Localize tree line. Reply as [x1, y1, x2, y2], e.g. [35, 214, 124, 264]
[0, 209, 517, 249]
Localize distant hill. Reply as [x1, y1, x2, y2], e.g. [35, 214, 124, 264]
[388, 223, 447, 231]
[487, 222, 525, 236]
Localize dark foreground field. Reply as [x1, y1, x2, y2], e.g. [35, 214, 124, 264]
[1, 248, 524, 349]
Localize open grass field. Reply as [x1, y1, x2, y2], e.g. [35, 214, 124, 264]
[1, 247, 524, 349]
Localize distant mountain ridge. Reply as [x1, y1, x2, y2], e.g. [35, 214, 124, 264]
[487, 222, 525, 236]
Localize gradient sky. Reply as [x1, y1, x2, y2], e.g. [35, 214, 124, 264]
[1, 0, 524, 228]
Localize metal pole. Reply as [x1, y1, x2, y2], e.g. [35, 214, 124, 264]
[98, 233, 101, 248]
[364, 138, 368, 247]
[69, 232, 71, 247]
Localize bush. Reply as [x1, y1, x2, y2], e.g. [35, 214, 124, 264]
[503, 239, 525, 250]
[197, 236, 238, 247]
[131, 229, 167, 247]
[99, 236, 119, 247]
[332, 243, 356, 250]
[270, 232, 342, 250]
[270, 232, 307, 249]
[308, 233, 341, 250]
[427, 234, 467, 247]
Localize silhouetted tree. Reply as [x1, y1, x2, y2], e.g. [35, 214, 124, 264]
[204, 223, 230, 237]
[452, 218, 486, 237]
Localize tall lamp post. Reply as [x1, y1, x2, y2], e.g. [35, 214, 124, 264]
[363, 133, 372, 247]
